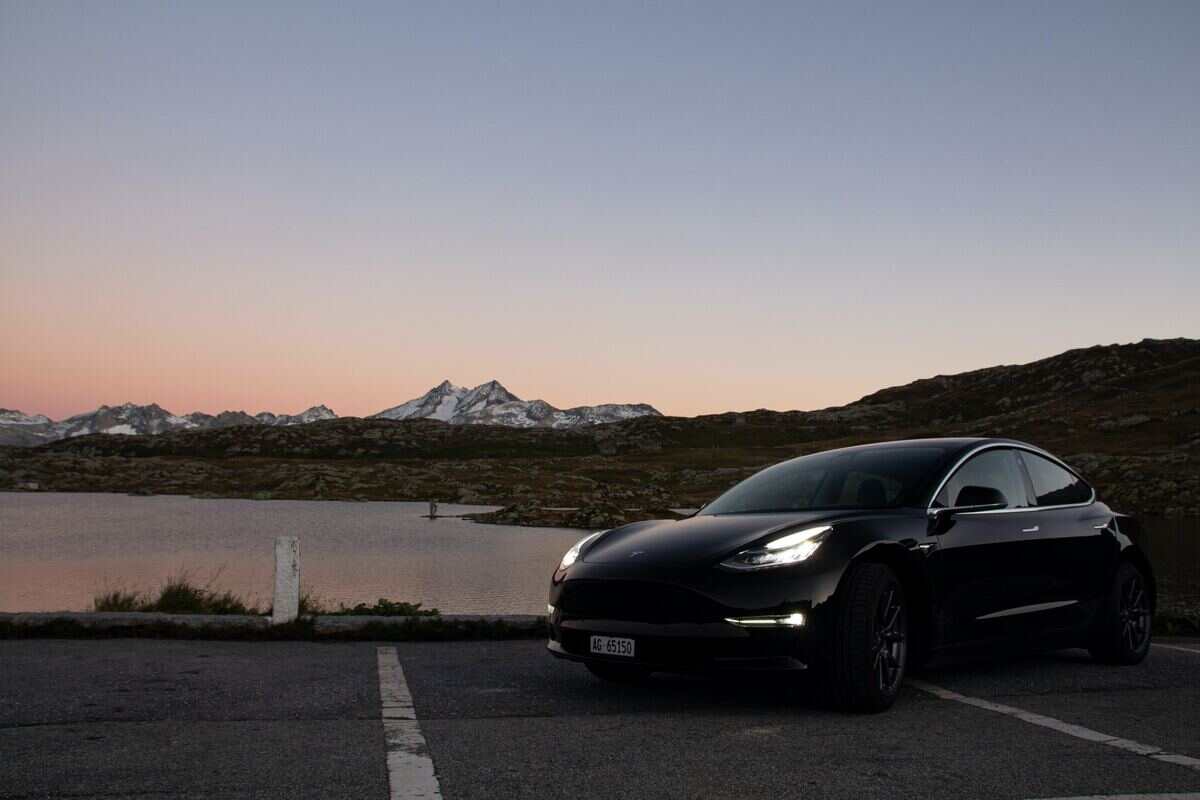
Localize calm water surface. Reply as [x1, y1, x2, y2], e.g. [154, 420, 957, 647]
[0, 493, 1195, 614]
[0, 494, 582, 614]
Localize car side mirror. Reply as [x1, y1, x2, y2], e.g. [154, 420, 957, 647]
[954, 485, 1008, 508]
[927, 486, 1008, 533]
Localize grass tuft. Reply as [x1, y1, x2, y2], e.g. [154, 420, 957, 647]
[93, 572, 261, 615]
[92, 588, 146, 612]
[93, 574, 439, 619]
[154, 576, 257, 614]
[326, 598, 439, 617]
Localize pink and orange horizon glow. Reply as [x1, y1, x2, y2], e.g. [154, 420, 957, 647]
[3, 4, 1198, 421]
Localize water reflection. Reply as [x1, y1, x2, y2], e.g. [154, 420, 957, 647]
[0, 494, 582, 614]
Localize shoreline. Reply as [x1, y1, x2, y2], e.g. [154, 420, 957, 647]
[3, 608, 1196, 640]
[0, 611, 548, 641]
[2, 488, 694, 529]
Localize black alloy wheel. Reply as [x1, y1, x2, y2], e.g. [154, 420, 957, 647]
[828, 562, 908, 712]
[1119, 571, 1151, 654]
[1090, 561, 1152, 664]
[873, 583, 907, 695]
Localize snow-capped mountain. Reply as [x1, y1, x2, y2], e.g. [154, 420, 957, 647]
[456, 380, 522, 418]
[0, 409, 59, 447]
[372, 381, 469, 422]
[0, 403, 340, 446]
[371, 380, 523, 423]
[186, 410, 261, 429]
[371, 380, 661, 428]
[0, 409, 52, 426]
[254, 405, 337, 427]
[55, 403, 191, 439]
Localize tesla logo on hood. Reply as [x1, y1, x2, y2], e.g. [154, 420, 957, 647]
[629, 550, 646, 558]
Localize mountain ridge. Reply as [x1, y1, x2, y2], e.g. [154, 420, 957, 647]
[0, 378, 662, 446]
[0, 402, 339, 447]
[369, 379, 660, 428]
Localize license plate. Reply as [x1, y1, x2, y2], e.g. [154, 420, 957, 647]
[589, 635, 635, 658]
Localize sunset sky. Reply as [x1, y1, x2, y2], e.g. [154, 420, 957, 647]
[2, 2, 1197, 420]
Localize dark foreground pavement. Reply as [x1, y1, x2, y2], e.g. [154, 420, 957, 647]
[1, 638, 1198, 799]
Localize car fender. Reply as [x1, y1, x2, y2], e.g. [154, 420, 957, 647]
[1111, 515, 1157, 612]
[828, 533, 937, 656]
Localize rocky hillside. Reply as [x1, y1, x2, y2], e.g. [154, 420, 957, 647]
[1, 338, 1196, 517]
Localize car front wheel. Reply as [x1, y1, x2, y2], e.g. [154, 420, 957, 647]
[827, 562, 908, 712]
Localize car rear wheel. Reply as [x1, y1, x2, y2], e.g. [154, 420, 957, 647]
[586, 662, 651, 683]
[1090, 561, 1152, 664]
[827, 562, 908, 712]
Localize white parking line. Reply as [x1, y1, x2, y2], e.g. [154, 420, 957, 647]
[908, 679, 1200, 774]
[1153, 643, 1200, 655]
[377, 647, 442, 799]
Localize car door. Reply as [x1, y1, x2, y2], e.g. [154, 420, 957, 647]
[927, 447, 1053, 645]
[1014, 450, 1110, 634]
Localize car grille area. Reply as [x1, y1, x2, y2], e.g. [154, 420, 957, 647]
[556, 579, 725, 624]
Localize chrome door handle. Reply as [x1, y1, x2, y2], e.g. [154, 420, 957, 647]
[1021, 525, 1040, 533]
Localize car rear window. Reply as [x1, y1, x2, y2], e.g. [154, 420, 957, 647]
[1018, 451, 1093, 506]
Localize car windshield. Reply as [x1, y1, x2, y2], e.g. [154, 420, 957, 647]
[700, 446, 951, 515]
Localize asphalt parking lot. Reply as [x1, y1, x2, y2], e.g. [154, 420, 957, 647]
[1, 638, 1198, 800]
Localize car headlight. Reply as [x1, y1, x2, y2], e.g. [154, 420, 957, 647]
[558, 530, 607, 571]
[719, 525, 832, 571]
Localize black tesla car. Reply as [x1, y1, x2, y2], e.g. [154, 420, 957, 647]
[547, 438, 1154, 711]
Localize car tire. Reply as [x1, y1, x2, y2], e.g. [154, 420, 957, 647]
[826, 562, 908, 713]
[586, 662, 651, 683]
[1089, 561, 1152, 665]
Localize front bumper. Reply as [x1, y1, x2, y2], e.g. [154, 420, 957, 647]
[547, 570, 841, 673]
[547, 624, 811, 672]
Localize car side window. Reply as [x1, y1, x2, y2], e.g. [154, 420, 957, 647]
[1018, 451, 1093, 506]
[934, 449, 1030, 509]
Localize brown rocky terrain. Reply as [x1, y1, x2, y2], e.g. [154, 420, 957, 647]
[461, 502, 688, 530]
[1, 338, 1196, 523]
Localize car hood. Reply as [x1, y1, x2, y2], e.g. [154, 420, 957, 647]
[581, 510, 863, 568]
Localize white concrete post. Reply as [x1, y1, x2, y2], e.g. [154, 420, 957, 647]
[272, 536, 300, 625]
